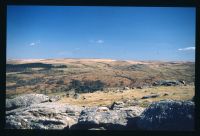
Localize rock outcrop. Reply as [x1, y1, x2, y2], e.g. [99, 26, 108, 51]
[6, 102, 84, 129]
[70, 106, 145, 130]
[110, 101, 125, 110]
[5, 94, 194, 130]
[152, 80, 182, 86]
[141, 94, 160, 99]
[137, 100, 194, 131]
[6, 94, 49, 111]
[49, 95, 61, 102]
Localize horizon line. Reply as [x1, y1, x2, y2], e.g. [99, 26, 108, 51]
[6, 57, 195, 62]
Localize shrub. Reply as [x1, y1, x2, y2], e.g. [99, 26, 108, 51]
[68, 79, 105, 93]
[56, 80, 64, 85]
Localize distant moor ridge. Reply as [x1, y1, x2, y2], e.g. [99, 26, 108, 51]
[6, 59, 195, 96]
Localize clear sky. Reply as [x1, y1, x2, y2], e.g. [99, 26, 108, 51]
[7, 6, 195, 61]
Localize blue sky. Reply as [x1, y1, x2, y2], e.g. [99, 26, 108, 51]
[7, 6, 195, 61]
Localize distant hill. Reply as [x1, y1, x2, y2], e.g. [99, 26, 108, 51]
[6, 58, 195, 95]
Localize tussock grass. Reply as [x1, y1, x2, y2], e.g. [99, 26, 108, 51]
[58, 85, 194, 107]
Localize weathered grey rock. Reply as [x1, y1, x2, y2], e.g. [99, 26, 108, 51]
[110, 101, 125, 110]
[120, 106, 145, 118]
[6, 94, 49, 111]
[153, 80, 181, 86]
[5, 94, 194, 130]
[49, 95, 61, 102]
[96, 107, 110, 112]
[179, 80, 186, 85]
[70, 106, 144, 130]
[137, 100, 194, 131]
[125, 99, 139, 106]
[116, 89, 124, 93]
[136, 86, 143, 89]
[6, 102, 84, 129]
[89, 127, 106, 130]
[123, 87, 130, 90]
[141, 94, 159, 99]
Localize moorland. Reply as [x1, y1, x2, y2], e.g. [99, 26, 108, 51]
[6, 58, 195, 106]
[5, 59, 195, 130]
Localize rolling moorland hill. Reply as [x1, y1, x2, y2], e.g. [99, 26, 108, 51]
[5, 59, 195, 130]
[6, 58, 194, 97]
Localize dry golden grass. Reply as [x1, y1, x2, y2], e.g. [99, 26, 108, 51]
[58, 85, 194, 107]
[6, 59, 195, 103]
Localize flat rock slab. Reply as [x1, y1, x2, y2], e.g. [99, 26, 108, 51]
[141, 94, 159, 99]
[6, 102, 84, 129]
[6, 94, 49, 111]
[70, 106, 144, 130]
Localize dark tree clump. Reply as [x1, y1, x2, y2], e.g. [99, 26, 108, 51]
[68, 79, 105, 93]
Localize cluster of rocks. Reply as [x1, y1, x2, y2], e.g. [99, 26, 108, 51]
[6, 94, 82, 129]
[141, 94, 160, 99]
[152, 80, 186, 86]
[6, 94, 194, 130]
[6, 94, 49, 111]
[102, 80, 187, 93]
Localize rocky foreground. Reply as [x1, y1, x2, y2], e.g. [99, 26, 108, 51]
[6, 94, 194, 130]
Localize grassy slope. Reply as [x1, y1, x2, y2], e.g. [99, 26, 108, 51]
[58, 85, 194, 107]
